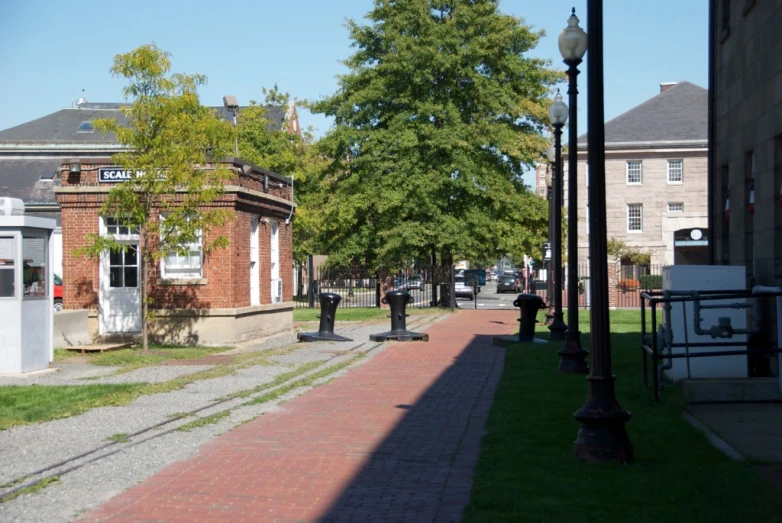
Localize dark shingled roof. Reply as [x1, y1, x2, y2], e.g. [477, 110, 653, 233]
[0, 159, 62, 203]
[0, 103, 287, 144]
[0, 103, 288, 207]
[577, 81, 707, 146]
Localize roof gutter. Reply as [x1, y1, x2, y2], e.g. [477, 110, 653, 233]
[0, 143, 127, 153]
[577, 139, 708, 149]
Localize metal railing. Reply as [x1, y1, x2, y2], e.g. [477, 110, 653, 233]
[640, 288, 782, 402]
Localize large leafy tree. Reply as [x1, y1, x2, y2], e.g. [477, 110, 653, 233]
[80, 44, 234, 351]
[308, 0, 562, 268]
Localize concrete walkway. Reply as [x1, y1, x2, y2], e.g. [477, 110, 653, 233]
[80, 309, 518, 522]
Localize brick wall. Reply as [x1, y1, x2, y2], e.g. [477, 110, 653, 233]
[56, 159, 295, 312]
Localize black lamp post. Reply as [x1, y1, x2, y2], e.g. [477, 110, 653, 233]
[573, 0, 633, 463]
[557, 8, 589, 373]
[544, 162, 554, 326]
[547, 91, 568, 342]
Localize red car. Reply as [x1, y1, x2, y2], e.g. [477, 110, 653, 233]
[54, 274, 63, 312]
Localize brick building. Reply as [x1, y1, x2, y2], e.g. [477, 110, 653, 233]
[55, 158, 295, 345]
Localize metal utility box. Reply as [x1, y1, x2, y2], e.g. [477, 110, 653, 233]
[0, 214, 57, 374]
[662, 265, 748, 382]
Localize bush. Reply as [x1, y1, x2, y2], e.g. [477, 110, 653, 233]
[639, 274, 663, 289]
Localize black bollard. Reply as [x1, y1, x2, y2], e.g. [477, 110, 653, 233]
[369, 289, 428, 342]
[513, 293, 546, 341]
[491, 293, 547, 347]
[298, 292, 353, 342]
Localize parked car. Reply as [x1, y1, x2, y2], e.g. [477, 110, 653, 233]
[53, 273, 63, 312]
[496, 274, 521, 294]
[405, 275, 424, 290]
[454, 276, 474, 300]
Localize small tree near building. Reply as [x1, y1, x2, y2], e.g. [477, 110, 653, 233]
[77, 44, 234, 351]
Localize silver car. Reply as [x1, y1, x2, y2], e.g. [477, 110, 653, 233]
[454, 276, 475, 300]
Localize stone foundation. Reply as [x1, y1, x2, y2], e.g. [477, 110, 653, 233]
[86, 303, 293, 346]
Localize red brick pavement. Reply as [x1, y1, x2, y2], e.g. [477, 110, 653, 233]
[81, 309, 517, 523]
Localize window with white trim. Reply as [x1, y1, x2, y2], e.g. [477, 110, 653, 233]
[628, 204, 643, 232]
[668, 202, 684, 212]
[160, 217, 203, 279]
[668, 159, 683, 183]
[626, 161, 642, 184]
[105, 217, 140, 236]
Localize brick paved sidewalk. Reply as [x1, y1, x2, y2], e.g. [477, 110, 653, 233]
[81, 309, 517, 523]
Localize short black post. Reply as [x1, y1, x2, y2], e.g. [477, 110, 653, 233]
[491, 293, 546, 347]
[297, 292, 353, 342]
[307, 255, 315, 308]
[514, 293, 546, 341]
[370, 290, 429, 342]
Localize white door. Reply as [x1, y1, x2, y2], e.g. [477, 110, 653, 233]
[270, 222, 281, 303]
[250, 217, 260, 306]
[99, 217, 141, 335]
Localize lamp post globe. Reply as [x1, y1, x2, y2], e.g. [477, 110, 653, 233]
[558, 8, 588, 62]
[548, 91, 569, 126]
[547, 90, 568, 342]
[557, 7, 590, 374]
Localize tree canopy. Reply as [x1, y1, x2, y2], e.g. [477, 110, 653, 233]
[307, 0, 562, 268]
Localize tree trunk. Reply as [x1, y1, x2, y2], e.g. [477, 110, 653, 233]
[141, 224, 149, 353]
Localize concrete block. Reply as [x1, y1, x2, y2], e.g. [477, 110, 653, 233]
[53, 310, 92, 347]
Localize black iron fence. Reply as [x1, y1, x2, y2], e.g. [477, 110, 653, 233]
[294, 262, 453, 309]
[531, 263, 667, 309]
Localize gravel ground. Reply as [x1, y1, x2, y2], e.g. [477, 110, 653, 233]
[0, 313, 448, 522]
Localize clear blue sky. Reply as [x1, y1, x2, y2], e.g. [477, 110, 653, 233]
[0, 0, 708, 183]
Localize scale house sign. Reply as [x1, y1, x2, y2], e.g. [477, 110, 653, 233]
[98, 168, 146, 183]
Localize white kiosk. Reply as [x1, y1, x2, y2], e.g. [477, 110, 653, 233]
[0, 197, 57, 374]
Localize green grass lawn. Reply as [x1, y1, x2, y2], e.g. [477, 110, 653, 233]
[0, 383, 145, 431]
[464, 309, 782, 523]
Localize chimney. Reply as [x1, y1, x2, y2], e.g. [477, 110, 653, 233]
[660, 82, 677, 93]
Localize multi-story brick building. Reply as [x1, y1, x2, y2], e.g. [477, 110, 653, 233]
[566, 81, 709, 267]
[55, 158, 295, 345]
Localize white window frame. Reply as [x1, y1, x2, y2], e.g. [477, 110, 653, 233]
[103, 216, 140, 239]
[626, 161, 642, 185]
[668, 202, 684, 212]
[270, 221, 281, 303]
[667, 159, 683, 184]
[627, 204, 643, 232]
[159, 216, 203, 280]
